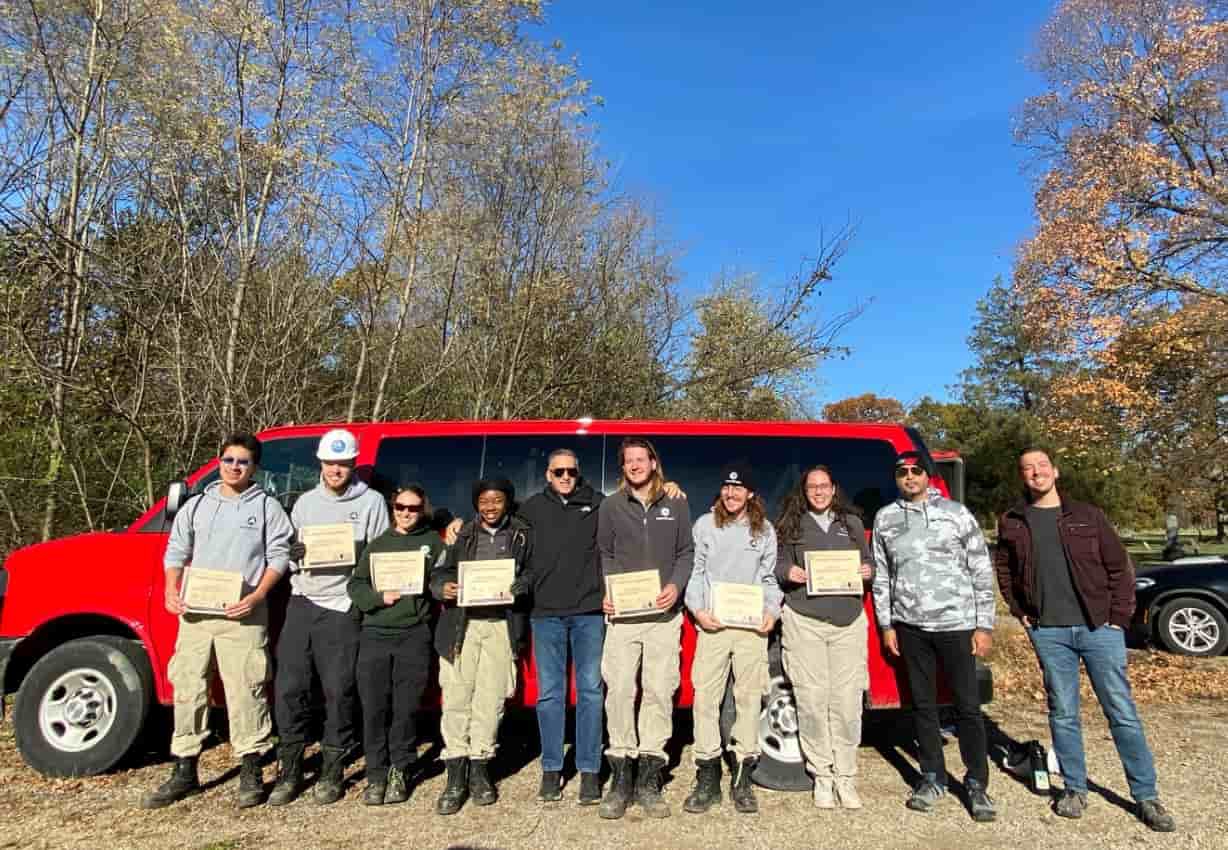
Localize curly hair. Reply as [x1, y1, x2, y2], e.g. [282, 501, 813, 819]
[714, 491, 770, 539]
[774, 465, 862, 544]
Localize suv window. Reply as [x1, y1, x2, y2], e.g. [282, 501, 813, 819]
[372, 436, 484, 518]
[603, 435, 901, 522]
[482, 435, 604, 502]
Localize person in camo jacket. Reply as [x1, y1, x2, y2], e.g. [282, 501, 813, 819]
[871, 449, 997, 823]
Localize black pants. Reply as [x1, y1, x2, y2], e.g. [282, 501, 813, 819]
[356, 624, 432, 777]
[896, 623, 988, 786]
[275, 596, 361, 751]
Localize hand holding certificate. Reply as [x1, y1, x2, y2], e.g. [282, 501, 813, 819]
[458, 559, 516, 606]
[804, 549, 862, 596]
[300, 523, 356, 570]
[370, 551, 425, 595]
[180, 567, 243, 614]
[712, 582, 765, 630]
[605, 569, 662, 619]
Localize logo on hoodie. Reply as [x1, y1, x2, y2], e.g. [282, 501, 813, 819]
[246, 515, 257, 527]
[656, 506, 673, 521]
[349, 511, 359, 521]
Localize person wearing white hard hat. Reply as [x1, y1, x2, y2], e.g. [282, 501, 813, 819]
[268, 428, 390, 806]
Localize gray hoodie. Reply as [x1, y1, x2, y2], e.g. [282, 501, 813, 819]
[686, 512, 782, 619]
[290, 478, 390, 613]
[163, 481, 294, 591]
[871, 487, 994, 633]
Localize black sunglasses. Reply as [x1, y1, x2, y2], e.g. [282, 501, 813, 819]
[393, 502, 425, 513]
[549, 467, 579, 478]
[895, 465, 926, 478]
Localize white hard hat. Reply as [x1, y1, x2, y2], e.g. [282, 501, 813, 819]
[317, 428, 359, 461]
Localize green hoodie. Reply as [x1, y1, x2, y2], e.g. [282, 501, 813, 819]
[347, 523, 446, 635]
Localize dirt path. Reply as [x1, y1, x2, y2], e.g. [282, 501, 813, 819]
[2, 693, 1226, 850]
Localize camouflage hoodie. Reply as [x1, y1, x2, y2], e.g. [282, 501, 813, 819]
[871, 487, 994, 633]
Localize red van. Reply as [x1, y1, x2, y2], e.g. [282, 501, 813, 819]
[0, 419, 989, 784]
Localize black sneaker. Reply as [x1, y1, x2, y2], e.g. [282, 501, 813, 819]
[1054, 789, 1087, 819]
[1138, 799, 1176, 832]
[906, 773, 945, 812]
[578, 772, 602, 806]
[538, 770, 562, 802]
[965, 778, 996, 822]
[384, 765, 410, 805]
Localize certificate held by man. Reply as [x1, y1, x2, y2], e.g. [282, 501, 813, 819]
[606, 569, 662, 619]
[712, 582, 764, 630]
[458, 558, 516, 606]
[300, 522, 356, 569]
[180, 567, 243, 614]
[370, 551, 426, 595]
[804, 549, 862, 596]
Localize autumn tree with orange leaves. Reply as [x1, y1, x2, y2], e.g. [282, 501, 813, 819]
[1014, 0, 1227, 537]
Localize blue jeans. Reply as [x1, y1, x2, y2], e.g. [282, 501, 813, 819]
[531, 614, 605, 774]
[1028, 625, 1158, 801]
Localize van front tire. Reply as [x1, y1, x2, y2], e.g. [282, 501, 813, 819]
[14, 636, 153, 777]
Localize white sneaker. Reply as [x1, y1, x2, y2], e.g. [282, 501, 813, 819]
[813, 777, 836, 809]
[834, 777, 862, 809]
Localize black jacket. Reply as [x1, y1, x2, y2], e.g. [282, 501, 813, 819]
[519, 482, 605, 618]
[597, 488, 693, 614]
[995, 498, 1135, 629]
[430, 514, 532, 662]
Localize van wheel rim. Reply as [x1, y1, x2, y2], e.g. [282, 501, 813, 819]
[758, 678, 803, 764]
[39, 668, 118, 753]
[1169, 608, 1220, 653]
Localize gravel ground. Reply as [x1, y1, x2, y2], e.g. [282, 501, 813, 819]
[2, 694, 1227, 850]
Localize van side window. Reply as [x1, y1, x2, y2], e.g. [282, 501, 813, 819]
[372, 436, 483, 519]
[604, 435, 900, 521]
[482, 436, 604, 501]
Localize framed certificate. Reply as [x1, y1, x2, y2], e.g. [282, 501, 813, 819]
[370, 551, 425, 595]
[804, 549, 862, 596]
[300, 523, 356, 569]
[712, 582, 764, 630]
[458, 558, 516, 606]
[180, 567, 243, 614]
[606, 569, 662, 619]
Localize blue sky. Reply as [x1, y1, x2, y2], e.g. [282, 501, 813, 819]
[536, 2, 1056, 410]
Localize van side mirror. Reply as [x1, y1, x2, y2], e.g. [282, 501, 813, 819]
[932, 456, 965, 504]
[165, 480, 189, 519]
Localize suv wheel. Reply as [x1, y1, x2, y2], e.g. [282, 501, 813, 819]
[14, 636, 154, 777]
[1155, 597, 1228, 657]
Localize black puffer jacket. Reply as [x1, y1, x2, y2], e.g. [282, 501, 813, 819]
[430, 514, 532, 662]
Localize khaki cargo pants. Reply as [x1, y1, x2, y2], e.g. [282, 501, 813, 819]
[691, 626, 768, 763]
[169, 609, 271, 759]
[439, 618, 517, 761]
[602, 610, 681, 761]
[780, 606, 868, 778]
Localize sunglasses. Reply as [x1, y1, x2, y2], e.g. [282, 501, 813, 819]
[549, 467, 579, 479]
[393, 502, 424, 513]
[220, 456, 252, 468]
[895, 465, 926, 479]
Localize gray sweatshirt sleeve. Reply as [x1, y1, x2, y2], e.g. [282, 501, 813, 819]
[871, 513, 893, 630]
[163, 502, 196, 569]
[365, 494, 390, 543]
[684, 515, 711, 614]
[761, 524, 782, 618]
[263, 498, 295, 575]
[959, 504, 996, 631]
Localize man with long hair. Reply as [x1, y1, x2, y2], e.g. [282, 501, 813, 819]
[596, 437, 693, 819]
[683, 463, 781, 815]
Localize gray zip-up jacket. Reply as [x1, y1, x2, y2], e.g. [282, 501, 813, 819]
[164, 481, 294, 591]
[686, 512, 782, 619]
[290, 478, 390, 613]
[871, 488, 994, 633]
[597, 488, 693, 614]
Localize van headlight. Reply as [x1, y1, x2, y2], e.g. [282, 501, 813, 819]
[1134, 577, 1156, 590]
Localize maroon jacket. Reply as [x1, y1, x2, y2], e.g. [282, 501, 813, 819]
[994, 497, 1135, 629]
